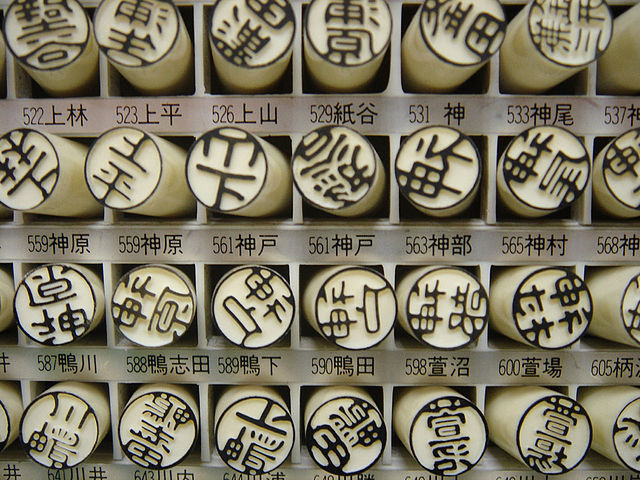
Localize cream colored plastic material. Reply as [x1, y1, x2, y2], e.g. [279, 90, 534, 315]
[94, 0, 193, 95]
[187, 127, 291, 217]
[14, 263, 105, 346]
[402, 0, 505, 92]
[209, 0, 295, 93]
[0, 268, 13, 334]
[119, 383, 199, 470]
[586, 266, 640, 347]
[20, 382, 110, 469]
[293, 126, 385, 217]
[579, 386, 640, 472]
[214, 386, 294, 475]
[592, 128, 640, 218]
[3, 0, 98, 96]
[305, 386, 385, 475]
[303, 0, 391, 92]
[490, 265, 592, 349]
[0, 130, 101, 217]
[304, 265, 396, 350]
[486, 386, 592, 475]
[500, 0, 612, 93]
[0, 382, 21, 453]
[85, 128, 195, 217]
[598, 3, 640, 94]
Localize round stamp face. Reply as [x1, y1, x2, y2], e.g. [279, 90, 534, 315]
[601, 128, 640, 212]
[404, 267, 487, 349]
[305, 0, 391, 67]
[306, 395, 385, 475]
[187, 128, 267, 213]
[512, 268, 592, 349]
[613, 397, 640, 471]
[4, 0, 90, 71]
[0, 402, 10, 452]
[95, 0, 180, 67]
[216, 395, 294, 474]
[0, 129, 59, 211]
[409, 395, 487, 475]
[293, 126, 379, 213]
[213, 266, 294, 348]
[419, 0, 506, 66]
[21, 391, 99, 469]
[501, 127, 590, 213]
[112, 265, 196, 347]
[210, 0, 295, 68]
[528, 0, 612, 67]
[517, 395, 591, 474]
[85, 128, 162, 210]
[14, 264, 97, 346]
[396, 127, 481, 213]
[315, 267, 396, 349]
[622, 273, 640, 346]
[119, 391, 198, 469]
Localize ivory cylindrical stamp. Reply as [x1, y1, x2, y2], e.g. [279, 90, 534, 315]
[402, 0, 506, 92]
[497, 126, 590, 218]
[94, 0, 194, 95]
[592, 128, 640, 218]
[3, 0, 98, 96]
[393, 386, 487, 475]
[209, 0, 295, 93]
[490, 266, 592, 349]
[14, 264, 105, 346]
[303, 0, 392, 92]
[20, 382, 110, 469]
[397, 266, 488, 349]
[212, 266, 294, 348]
[119, 383, 199, 470]
[586, 267, 640, 347]
[0, 382, 22, 453]
[112, 265, 196, 347]
[305, 386, 385, 475]
[215, 386, 294, 475]
[597, 3, 640, 94]
[304, 265, 396, 350]
[293, 126, 386, 217]
[85, 128, 195, 217]
[186, 127, 291, 217]
[396, 126, 482, 216]
[0, 129, 101, 217]
[579, 386, 640, 472]
[0, 268, 14, 333]
[486, 386, 591, 475]
[500, 0, 612, 93]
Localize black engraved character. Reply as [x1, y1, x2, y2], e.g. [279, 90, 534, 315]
[149, 287, 193, 335]
[91, 133, 151, 204]
[614, 415, 640, 462]
[115, 0, 154, 26]
[126, 419, 174, 468]
[223, 296, 260, 345]
[530, 0, 572, 54]
[422, 0, 450, 35]
[550, 272, 587, 307]
[319, 280, 357, 340]
[246, 0, 293, 29]
[308, 425, 350, 472]
[0, 130, 57, 203]
[627, 298, 640, 333]
[213, 6, 269, 66]
[514, 283, 555, 345]
[324, 28, 373, 65]
[112, 272, 148, 328]
[442, 1, 471, 38]
[356, 284, 389, 334]
[449, 283, 486, 337]
[408, 279, 445, 337]
[298, 130, 374, 207]
[245, 268, 275, 301]
[195, 129, 261, 210]
[538, 151, 588, 206]
[503, 132, 553, 185]
[397, 133, 472, 200]
[107, 28, 156, 65]
[465, 12, 505, 61]
[329, 398, 384, 448]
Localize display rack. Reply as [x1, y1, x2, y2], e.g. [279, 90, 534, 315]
[0, 0, 639, 477]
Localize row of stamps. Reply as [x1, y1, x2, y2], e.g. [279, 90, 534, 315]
[1, 0, 638, 96]
[1, 381, 640, 475]
[1, 124, 640, 221]
[2, 262, 639, 350]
